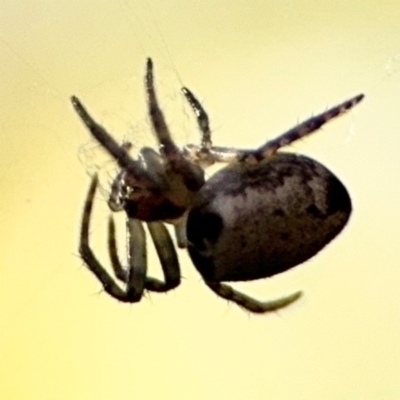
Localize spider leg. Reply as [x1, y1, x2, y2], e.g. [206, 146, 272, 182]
[79, 175, 134, 301]
[184, 93, 364, 165]
[173, 216, 188, 249]
[108, 216, 129, 282]
[181, 87, 217, 168]
[251, 93, 364, 160]
[181, 86, 239, 168]
[145, 58, 204, 192]
[205, 281, 303, 314]
[109, 216, 181, 293]
[181, 87, 212, 151]
[80, 175, 148, 302]
[145, 222, 181, 292]
[71, 96, 159, 196]
[124, 218, 147, 300]
[71, 96, 133, 169]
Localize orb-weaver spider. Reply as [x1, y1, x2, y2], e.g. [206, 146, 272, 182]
[72, 59, 363, 313]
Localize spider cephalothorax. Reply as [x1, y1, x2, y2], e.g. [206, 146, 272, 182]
[72, 59, 363, 313]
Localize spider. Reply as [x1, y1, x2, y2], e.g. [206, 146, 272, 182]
[72, 59, 363, 314]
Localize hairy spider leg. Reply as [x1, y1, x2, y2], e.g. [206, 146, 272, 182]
[206, 282, 303, 314]
[71, 96, 162, 198]
[182, 93, 364, 165]
[145, 58, 204, 192]
[252, 93, 364, 160]
[80, 174, 181, 302]
[108, 217, 181, 292]
[181, 87, 215, 168]
[71, 96, 134, 169]
[80, 175, 132, 301]
[182, 87, 212, 151]
[145, 222, 181, 291]
[181, 86, 248, 168]
[181, 86, 235, 168]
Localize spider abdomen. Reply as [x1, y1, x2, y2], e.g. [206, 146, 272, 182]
[186, 152, 351, 282]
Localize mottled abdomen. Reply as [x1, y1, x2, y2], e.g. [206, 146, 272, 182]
[186, 153, 351, 282]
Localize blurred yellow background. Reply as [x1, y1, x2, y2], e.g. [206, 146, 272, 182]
[1, 1, 400, 399]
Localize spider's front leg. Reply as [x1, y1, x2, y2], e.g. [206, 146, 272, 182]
[80, 174, 181, 302]
[108, 216, 181, 295]
[79, 175, 134, 302]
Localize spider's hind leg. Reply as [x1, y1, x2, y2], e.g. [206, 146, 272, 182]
[205, 281, 303, 314]
[183, 93, 364, 166]
[249, 93, 364, 160]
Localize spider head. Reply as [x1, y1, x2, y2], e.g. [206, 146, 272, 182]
[72, 59, 207, 224]
[108, 146, 204, 222]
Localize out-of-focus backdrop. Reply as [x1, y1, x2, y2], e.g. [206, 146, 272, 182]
[1, 1, 400, 399]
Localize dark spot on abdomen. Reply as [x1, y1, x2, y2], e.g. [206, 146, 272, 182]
[273, 209, 285, 217]
[325, 175, 352, 215]
[187, 209, 223, 251]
